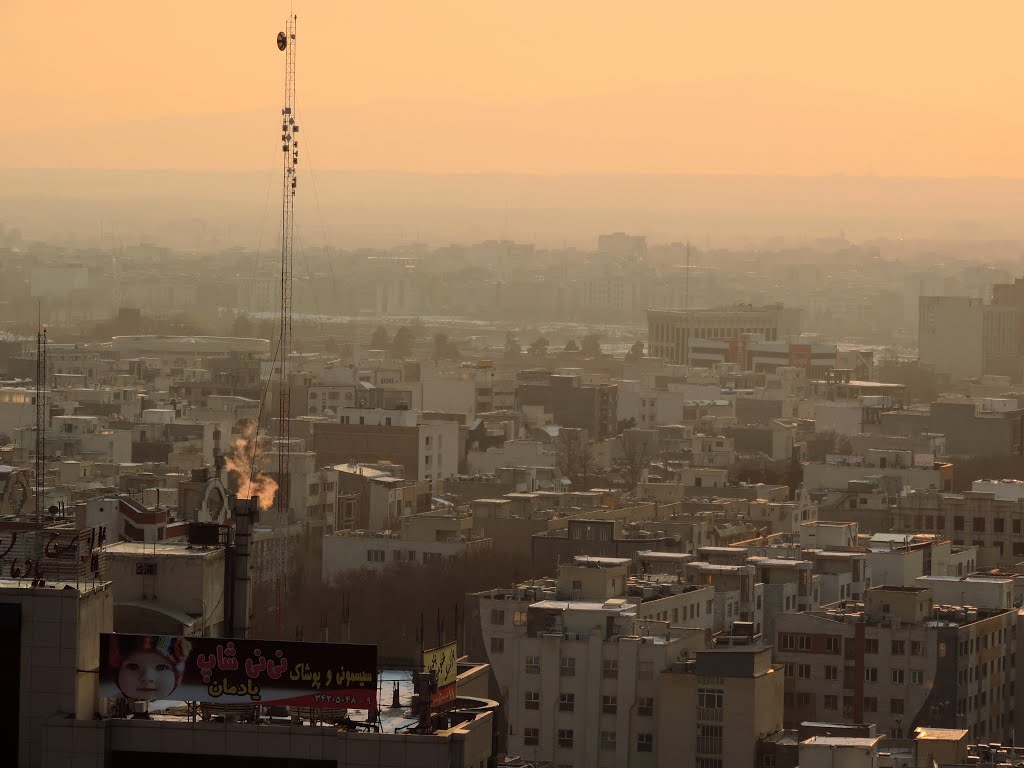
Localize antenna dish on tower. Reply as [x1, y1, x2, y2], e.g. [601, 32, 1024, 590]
[277, 31, 287, 51]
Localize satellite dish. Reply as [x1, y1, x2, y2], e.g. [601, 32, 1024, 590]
[277, 31, 287, 51]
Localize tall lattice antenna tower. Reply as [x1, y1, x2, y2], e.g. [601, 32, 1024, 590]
[34, 323, 47, 571]
[275, 16, 299, 639]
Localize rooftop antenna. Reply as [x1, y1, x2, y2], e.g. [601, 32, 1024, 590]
[34, 317, 47, 578]
[274, 13, 299, 639]
[685, 241, 691, 311]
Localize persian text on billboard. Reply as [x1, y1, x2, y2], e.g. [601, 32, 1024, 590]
[99, 633, 377, 708]
[423, 641, 457, 706]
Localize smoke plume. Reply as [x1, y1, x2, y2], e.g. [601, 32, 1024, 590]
[223, 418, 279, 512]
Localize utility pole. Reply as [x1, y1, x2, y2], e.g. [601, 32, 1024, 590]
[275, 16, 299, 639]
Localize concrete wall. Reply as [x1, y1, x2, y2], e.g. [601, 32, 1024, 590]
[1, 581, 114, 768]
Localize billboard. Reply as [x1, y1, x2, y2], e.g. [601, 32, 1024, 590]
[99, 633, 377, 708]
[423, 641, 457, 707]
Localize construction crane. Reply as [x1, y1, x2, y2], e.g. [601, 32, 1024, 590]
[275, 16, 299, 640]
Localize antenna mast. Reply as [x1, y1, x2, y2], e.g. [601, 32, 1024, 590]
[35, 323, 46, 566]
[275, 16, 299, 639]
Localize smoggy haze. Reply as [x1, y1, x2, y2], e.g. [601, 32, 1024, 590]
[4, 1, 1024, 176]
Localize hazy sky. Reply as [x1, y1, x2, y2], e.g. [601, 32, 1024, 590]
[4, 1, 1023, 176]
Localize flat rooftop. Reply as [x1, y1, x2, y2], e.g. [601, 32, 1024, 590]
[102, 541, 222, 557]
[0, 579, 109, 595]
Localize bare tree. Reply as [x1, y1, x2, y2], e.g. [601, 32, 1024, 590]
[557, 429, 599, 488]
[618, 430, 653, 490]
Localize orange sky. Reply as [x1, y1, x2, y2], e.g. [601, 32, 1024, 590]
[3, 1, 1023, 176]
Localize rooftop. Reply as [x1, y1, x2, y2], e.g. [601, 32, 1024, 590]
[102, 541, 222, 557]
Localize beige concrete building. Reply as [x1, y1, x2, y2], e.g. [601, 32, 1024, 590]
[99, 540, 227, 636]
[774, 585, 1021, 743]
[474, 557, 781, 768]
[658, 644, 785, 768]
[893, 489, 1024, 569]
[647, 305, 801, 366]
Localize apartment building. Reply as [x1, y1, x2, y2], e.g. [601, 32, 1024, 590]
[321, 510, 491, 579]
[803, 449, 953, 493]
[310, 406, 459, 490]
[892, 489, 1024, 569]
[647, 305, 801, 366]
[516, 371, 618, 440]
[473, 557, 732, 767]
[918, 296, 1016, 381]
[774, 585, 1021, 743]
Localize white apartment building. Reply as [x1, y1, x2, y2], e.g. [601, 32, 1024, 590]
[322, 511, 491, 580]
[472, 557, 723, 767]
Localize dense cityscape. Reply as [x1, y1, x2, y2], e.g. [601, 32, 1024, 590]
[7, 4, 1024, 768]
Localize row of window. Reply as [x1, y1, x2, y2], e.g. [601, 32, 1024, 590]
[524, 728, 653, 752]
[785, 692, 905, 714]
[523, 691, 654, 716]
[521, 656, 655, 679]
[490, 609, 527, 626]
[781, 635, 929, 657]
[367, 549, 445, 563]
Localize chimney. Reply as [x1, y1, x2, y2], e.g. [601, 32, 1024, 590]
[227, 496, 256, 639]
[213, 428, 225, 480]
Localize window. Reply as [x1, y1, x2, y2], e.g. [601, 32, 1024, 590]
[559, 693, 575, 712]
[490, 609, 505, 625]
[995, 518, 1005, 533]
[797, 664, 811, 679]
[637, 733, 654, 753]
[891, 640, 906, 655]
[513, 610, 527, 626]
[697, 724, 723, 755]
[911, 670, 924, 685]
[825, 665, 838, 681]
[524, 728, 539, 746]
[560, 657, 576, 677]
[891, 698, 905, 714]
[638, 697, 654, 716]
[603, 659, 618, 679]
[638, 661, 654, 680]
[910, 641, 924, 656]
[571, 579, 583, 591]
[973, 517, 985, 532]
[698, 688, 723, 709]
[865, 667, 878, 682]
[525, 655, 540, 674]
[602, 695, 617, 715]
[824, 636, 840, 653]
[891, 668, 904, 684]
[824, 695, 838, 711]
[525, 691, 540, 710]
[490, 637, 504, 654]
[600, 731, 616, 751]
[865, 638, 879, 654]
[864, 696, 878, 713]
[954, 516, 964, 531]
[698, 760, 723, 768]
[785, 664, 794, 679]
[558, 729, 574, 749]
[367, 549, 385, 562]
